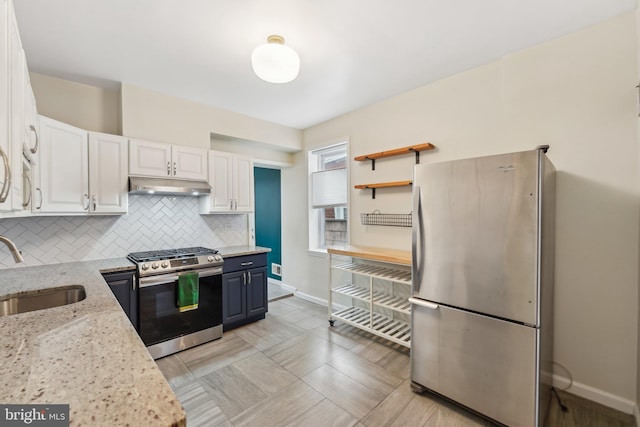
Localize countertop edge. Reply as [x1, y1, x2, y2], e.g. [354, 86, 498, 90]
[327, 245, 411, 265]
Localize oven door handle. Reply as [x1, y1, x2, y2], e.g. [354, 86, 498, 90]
[138, 267, 223, 288]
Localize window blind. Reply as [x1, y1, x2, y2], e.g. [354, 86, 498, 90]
[311, 168, 347, 208]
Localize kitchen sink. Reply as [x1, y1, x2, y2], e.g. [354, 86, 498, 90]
[0, 285, 86, 317]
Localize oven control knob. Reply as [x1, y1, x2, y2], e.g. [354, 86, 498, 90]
[207, 256, 214, 262]
[161, 261, 169, 268]
[215, 255, 222, 262]
[151, 262, 159, 269]
[141, 263, 149, 271]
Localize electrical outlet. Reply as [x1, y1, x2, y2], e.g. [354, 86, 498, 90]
[272, 263, 282, 276]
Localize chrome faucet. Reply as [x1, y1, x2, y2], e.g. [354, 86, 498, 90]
[0, 236, 23, 263]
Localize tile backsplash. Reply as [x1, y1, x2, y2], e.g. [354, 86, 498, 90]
[0, 195, 248, 269]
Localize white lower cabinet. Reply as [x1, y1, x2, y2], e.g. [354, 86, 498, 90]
[200, 150, 254, 213]
[328, 254, 412, 348]
[39, 116, 127, 215]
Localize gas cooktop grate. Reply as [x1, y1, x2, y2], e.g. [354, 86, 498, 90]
[127, 247, 219, 263]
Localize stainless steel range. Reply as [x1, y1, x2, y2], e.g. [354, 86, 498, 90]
[127, 247, 224, 359]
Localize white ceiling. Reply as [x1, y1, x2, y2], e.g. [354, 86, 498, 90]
[13, 0, 638, 130]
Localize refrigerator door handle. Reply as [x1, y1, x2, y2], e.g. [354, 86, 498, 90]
[408, 297, 439, 310]
[412, 186, 422, 292]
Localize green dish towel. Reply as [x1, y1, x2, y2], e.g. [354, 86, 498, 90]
[177, 272, 199, 312]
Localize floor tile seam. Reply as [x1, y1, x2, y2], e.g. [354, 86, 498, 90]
[181, 344, 262, 380]
[298, 370, 362, 420]
[228, 379, 324, 426]
[358, 381, 418, 426]
[326, 355, 405, 394]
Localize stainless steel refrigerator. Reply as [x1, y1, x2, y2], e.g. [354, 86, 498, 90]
[410, 147, 555, 426]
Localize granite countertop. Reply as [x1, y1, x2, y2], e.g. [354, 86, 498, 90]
[218, 245, 271, 258]
[0, 258, 186, 427]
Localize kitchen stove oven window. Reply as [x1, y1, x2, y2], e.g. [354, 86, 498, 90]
[309, 141, 349, 251]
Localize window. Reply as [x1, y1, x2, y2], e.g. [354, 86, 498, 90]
[309, 142, 348, 251]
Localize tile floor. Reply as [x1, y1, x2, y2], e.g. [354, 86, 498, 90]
[156, 296, 634, 427]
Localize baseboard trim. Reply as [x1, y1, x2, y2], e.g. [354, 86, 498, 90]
[292, 290, 328, 307]
[267, 278, 297, 294]
[553, 374, 636, 414]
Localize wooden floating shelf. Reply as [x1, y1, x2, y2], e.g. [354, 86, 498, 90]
[354, 180, 412, 199]
[354, 143, 435, 170]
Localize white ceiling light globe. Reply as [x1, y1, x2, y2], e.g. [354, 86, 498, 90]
[251, 35, 300, 84]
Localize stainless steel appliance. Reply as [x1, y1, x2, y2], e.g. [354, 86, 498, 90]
[410, 147, 555, 426]
[127, 247, 224, 359]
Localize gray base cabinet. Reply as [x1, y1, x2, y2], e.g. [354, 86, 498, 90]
[222, 253, 267, 331]
[102, 270, 138, 330]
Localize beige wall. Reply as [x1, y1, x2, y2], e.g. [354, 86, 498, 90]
[121, 84, 302, 152]
[284, 12, 640, 409]
[29, 72, 121, 134]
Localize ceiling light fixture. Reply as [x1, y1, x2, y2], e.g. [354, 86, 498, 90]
[251, 35, 300, 84]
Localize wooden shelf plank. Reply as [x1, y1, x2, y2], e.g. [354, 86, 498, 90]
[354, 180, 412, 189]
[354, 143, 434, 162]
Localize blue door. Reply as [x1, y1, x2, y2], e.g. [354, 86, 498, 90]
[254, 167, 281, 280]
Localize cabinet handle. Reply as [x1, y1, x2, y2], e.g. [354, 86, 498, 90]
[234, 199, 237, 210]
[240, 262, 253, 266]
[83, 193, 90, 210]
[0, 146, 11, 203]
[243, 271, 247, 286]
[21, 173, 32, 208]
[92, 195, 96, 211]
[230, 199, 233, 210]
[247, 271, 252, 284]
[167, 162, 171, 176]
[132, 276, 136, 291]
[173, 162, 176, 176]
[29, 124, 39, 154]
[36, 188, 42, 210]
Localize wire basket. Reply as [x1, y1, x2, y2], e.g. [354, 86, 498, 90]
[360, 211, 412, 227]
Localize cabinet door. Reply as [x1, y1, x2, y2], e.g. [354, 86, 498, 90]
[222, 271, 246, 328]
[6, 3, 23, 212]
[172, 145, 207, 180]
[233, 155, 254, 213]
[23, 70, 38, 157]
[39, 116, 89, 213]
[88, 132, 128, 214]
[246, 267, 267, 318]
[208, 151, 233, 212]
[0, 0, 9, 212]
[129, 139, 171, 178]
[103, 271, 138, 330]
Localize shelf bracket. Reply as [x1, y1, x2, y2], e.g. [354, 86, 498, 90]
[409, 148, 420, 164]
[367, 157, 375, 171]
[371, 188, 376, 199]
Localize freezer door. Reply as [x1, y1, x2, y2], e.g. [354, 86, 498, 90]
[411, 302, 540, 426]
[413, 150, 539, 324]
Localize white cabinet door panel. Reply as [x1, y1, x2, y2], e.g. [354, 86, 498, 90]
[129, 139, 171, 178]
[89, 132, 128, 214]
[173, 145, 207, 180]
[233, 155, 254, 213]
[39, 117, 88, 213]
[209, 151, 232, 211]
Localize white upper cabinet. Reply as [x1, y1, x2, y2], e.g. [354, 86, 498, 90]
[172, 145, 208, 180]
[129, 139, 207, 181]
[39, 116, 128, 215]
[39, 117, 89, 213]
[233, 155, 254, 212]
[200, 150, 254, 214]
[89, 132, 128, 214]
[0, 0, 34, 215]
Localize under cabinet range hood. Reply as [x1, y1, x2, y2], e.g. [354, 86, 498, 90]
[128, 177, 211, 196]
